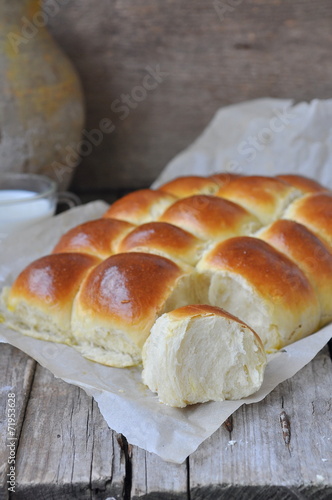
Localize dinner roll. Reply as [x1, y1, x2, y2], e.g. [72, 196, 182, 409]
[196, 237, 321, 352]
[159, 175, 220, 198]
[118, 221, 205, 266]
[159, 195, 261, 241]
[257, 219, 332, 327]
[277, 174, 329, 194]
[142, 305, 267, 407]
[71, 252, 196, 367]
[283, 192, 332, 251]
[3, 253, 100, 343]
[103, 189, 177, 224]
[209, 172, 241, 187]
[216, 176, 301, 225]
[52, 218, 134, 259]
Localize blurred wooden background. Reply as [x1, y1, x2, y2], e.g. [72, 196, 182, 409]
[47, 0, 332, 193]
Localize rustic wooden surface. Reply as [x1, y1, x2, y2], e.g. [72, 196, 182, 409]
[0, 341, 331, 499]
[44, 0, 332, 192]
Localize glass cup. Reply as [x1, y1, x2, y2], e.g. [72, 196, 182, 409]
[0, 173, 80, 237]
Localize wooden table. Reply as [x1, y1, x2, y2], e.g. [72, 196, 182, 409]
[1, 341, 331, 500]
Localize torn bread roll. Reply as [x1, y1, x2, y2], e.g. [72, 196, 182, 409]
[257, 219, 332, 327]
[142, 305, 267, 407]
[3, 253, 100, 343]
[216, 175, 301, 225]
[71, 252, 196, 367]
[196, 237, 321, 352]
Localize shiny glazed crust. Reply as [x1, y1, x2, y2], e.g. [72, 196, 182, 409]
[257, 219, 332, 325]
[200, 236, 315, 306]
[283, 192, 332, 250]
[118, 221, 204, 265]
[277, 174, 329, 194]
[216, 175, 301, 224]
[102, 189, 177, 224]
[159, 195, 261, 240]
[73, 252, 187, 347]
[9, 253, 100, 309]
[159, 175, 220, 197]
[52, 218, 134, 258]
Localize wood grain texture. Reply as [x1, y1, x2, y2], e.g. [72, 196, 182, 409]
[0, 344, 36, 500]
[131, 447, 188, 499]
[189, 347, 332, 500]
[13, 363, 126, 500]
[45, 0, 332, 191]
[0, 342, 331, 498]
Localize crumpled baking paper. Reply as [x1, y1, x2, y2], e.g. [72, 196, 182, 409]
[1, 98, 332, 463]
[152, 97, 332, 188]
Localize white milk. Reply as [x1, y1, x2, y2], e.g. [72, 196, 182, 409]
[0, 190, 55, 236]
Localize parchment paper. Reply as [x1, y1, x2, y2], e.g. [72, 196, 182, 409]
[1, 98, 332, 463]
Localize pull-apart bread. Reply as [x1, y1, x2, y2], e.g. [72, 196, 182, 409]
[215, 175, 302, 225]
[195, 236, 321, 352]
[2, 173, 331, 406]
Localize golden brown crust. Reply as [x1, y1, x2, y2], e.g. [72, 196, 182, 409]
[284, 192, 332, 250]
[52, 218, 134, 258]
[159, 175, 219, 197]
[202, 236, 314, 306]
[76, 252, 185, 331]
[118, 221, 202, 264]
[257, 219, 332, 322]
[216, 175, 300, 223]
[277, 174, 329, 194]
[258, 219, 332, 268]
[102, 189, 177, 224]
[209, 172, 241, 187]
[159, 195, 260, 240]
[9, 253, 100, 307]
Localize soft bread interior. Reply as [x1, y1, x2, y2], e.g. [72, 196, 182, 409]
[196, 270, 320, 352]
[72, 327, 143, 368]
[1, 287, 73, 344]
[142, 310, 266, 407]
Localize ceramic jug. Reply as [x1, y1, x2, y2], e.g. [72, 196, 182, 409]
[0, 0, 85, 190]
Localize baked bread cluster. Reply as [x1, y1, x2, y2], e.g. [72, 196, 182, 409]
[2, 173, 331, 407]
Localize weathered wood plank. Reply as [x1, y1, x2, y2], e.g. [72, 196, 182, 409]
[189, 347, 332, 499]
[13, 364, 126, 500]
[1, 344, 331, 498]
[45, 0, 332, 191]
[0, 344, 36, 500]
[131, 447, 188, 499]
